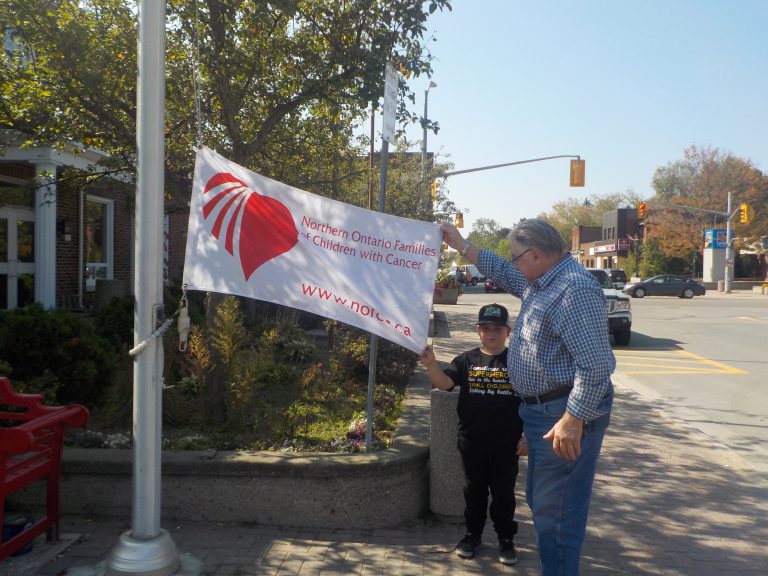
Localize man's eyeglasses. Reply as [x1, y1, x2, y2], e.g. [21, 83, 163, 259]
[510, 248, 532, 264]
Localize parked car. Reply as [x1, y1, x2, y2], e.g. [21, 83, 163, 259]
[448, 264, 485, 286]
[446, 268, 472, 286]
[607, 268, 628, 289]
[462, 264, 486, 284]
[585, 268, 632, 345]
[622, 275, 706, 298]
[484, 278, 505, 293]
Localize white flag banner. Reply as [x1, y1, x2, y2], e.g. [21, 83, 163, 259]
[183, 146, 441, 353]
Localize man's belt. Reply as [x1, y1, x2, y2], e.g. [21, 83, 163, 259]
[520, 385, 573, 405]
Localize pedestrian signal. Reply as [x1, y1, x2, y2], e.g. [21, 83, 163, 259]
[739, 203, 749, 223]
[638, 202, 647, 219]
[455, 212, 464, 228]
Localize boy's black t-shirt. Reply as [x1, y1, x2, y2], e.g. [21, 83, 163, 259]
[444, 347, 522, 445]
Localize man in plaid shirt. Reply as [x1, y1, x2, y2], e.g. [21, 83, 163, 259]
[440, 218, 615, 576]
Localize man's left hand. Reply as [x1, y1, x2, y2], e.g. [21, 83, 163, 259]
[543, 412, 584, 460]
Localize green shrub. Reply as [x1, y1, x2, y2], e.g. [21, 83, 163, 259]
[93, 295, 134, 352]
[327, 321, 417, 388]
[0, 304, 116, 405]
[259, 321, 316, 363]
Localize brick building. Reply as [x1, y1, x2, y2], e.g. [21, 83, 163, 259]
[1, 133, 138, 311]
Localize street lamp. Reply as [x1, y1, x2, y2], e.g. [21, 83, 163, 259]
[421, 81, 437, 170]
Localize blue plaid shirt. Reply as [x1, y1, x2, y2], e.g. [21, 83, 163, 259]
[477, 250, 616, 420]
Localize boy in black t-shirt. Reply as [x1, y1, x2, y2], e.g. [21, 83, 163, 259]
[420, 303, 524, 566]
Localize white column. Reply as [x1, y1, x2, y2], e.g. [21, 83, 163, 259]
[35, 162, 58, 308]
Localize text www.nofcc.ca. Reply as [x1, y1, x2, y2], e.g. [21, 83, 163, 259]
[300, 283, 412, 336]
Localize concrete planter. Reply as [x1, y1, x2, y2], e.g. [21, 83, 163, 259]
[433, 287, 459, 304]
[9, 372, 433, 530]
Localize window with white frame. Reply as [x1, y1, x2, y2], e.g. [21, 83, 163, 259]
[85, 195, 114, 289]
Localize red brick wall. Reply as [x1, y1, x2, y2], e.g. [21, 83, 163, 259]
[165, 208, 189, 287]
[55, 176, 134, 307]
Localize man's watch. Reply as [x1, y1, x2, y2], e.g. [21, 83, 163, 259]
[459, 240, 473, 256]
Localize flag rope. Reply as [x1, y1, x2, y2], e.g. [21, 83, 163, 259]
[192, 0, 204, 148]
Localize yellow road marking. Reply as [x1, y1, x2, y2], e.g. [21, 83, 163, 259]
[735, 316, 768, 323]
[614, 349, 747, 375]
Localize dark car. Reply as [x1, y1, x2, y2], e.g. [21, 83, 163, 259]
[622, 275, 706, 299]
[607, 268, 628, 289]
[484, 278, 505, 293]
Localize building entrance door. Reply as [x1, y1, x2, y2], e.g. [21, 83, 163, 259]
[0, 208, 35, 310]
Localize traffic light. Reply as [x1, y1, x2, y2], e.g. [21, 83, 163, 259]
[637, 202, 647, 219]
[739, 203, 749, 223]
[455, 212, 464, 228]
[431, 179, 438, 202]
[570, 159, 586, 187]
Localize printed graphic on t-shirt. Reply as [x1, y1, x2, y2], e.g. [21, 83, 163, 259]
[467, 365, 514, 396]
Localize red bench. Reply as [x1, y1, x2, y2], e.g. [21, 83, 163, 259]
[0, 377, 90, 561]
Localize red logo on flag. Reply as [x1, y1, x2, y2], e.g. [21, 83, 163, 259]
[202, 173, 298, 280]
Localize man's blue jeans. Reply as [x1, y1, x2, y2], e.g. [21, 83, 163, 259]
[520, 388, 613, 576]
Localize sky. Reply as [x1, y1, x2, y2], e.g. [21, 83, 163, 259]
[396, 0, 767, 232]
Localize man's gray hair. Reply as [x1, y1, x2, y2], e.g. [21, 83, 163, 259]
[508, 219, 567, 256]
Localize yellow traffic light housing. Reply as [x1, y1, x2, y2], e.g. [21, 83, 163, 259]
[739, 203, 749, 223]
[431, 179, 438, 202]
[637, 202, 647, 219]
[570, 159, 586, 187]
[455, 212, 464, 228]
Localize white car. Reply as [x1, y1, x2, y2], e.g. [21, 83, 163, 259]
[586, 268, 632, 346]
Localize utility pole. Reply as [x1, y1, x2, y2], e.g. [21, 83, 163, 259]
[725, 191, 734, 293]
[421, 81, 436, 210]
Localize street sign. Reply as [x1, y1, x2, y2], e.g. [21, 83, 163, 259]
[382, 63, 398, 144]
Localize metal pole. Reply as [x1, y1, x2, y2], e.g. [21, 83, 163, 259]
[633, 236, 639, 278]
[101, 1, 198, 574]
[444, 155, 581, 177]
[368, 106, 375, 210]
[365, 107, 376, 451]
[421, 89, 428, 170]
[725, 191, 733, 293]
[366, 138, 389, 451]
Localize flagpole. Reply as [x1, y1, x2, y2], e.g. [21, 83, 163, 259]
[366, 63, 397, 451]
[100, 1, 199, 574]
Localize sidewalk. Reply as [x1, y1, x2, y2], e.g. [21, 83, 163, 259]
[6, 301, 768, 575]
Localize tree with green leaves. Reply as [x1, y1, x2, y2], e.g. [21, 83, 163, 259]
[466, 217, 510, 252]
[1, 0, 455, 425]
[1, 0, 453, 211]
[650, 145, 768, 279]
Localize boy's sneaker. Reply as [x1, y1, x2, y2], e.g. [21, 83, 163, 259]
[455, 533, 482, 559]
[498, 539, 518, 565]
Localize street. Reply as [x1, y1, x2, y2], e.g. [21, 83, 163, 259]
[460, 285, 768, 472]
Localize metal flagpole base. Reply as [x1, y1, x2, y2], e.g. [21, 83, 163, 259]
[102, 529, 200, 576]
[65, 531, 201, 576]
